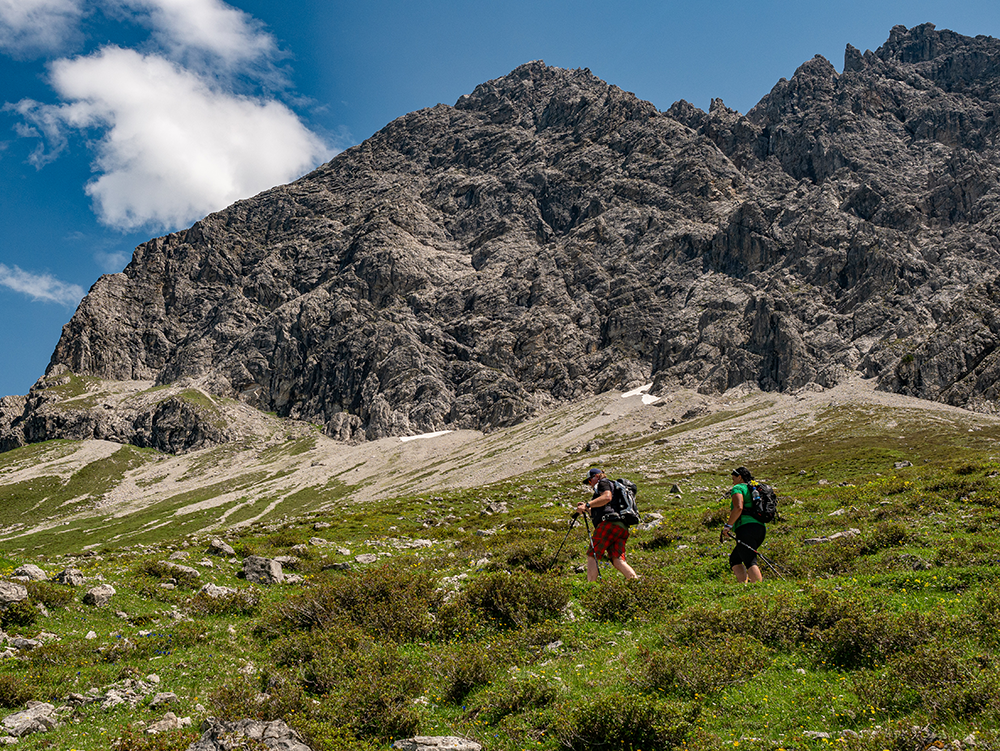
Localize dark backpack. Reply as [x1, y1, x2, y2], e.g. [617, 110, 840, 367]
[602, 479, 641, 527]
[747, 480, 777, 523]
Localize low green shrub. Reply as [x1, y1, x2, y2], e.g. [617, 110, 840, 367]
[439, 641, 502, 702]
[130, 559, 200, 590]
[305, 643, 424, 741]
[808, 603, 935, 669]
[723, 590, 808, 649]
[266, 530, 300, 547]
[801, 538, 866, 575]
[26, 580, 74, 608]
[581, 574, 680, 622]
[109, 727, 201, 751]
[189, 588, 260, 616]
[0, 673, 37, 708]
[209, 672, 304, 723]
[553, 691, 698, 750]
[665, 604, 729, 643]
[0, 600, 36, 631]
[637, 526, 678, 550]
[640, 635, 771, 696]
[267, 564, 438, 641]
[854, 646, 1000, 722]
[868, 520, 911, 550]
[451, 570, 568, 631]
[497, 539, 564, 573]
[468, 672, 560, 724]
[701, 507, 728, 527]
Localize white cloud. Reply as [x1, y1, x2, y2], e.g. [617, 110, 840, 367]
[0, 0, 84, 57]
[27, 46, 332, 230]
[0, 263, 85, 305]
[6, 0, 334, 231]
[114, 0, 277, 73]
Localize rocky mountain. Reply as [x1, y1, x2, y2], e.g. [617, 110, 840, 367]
[4, 22, 1000, 452]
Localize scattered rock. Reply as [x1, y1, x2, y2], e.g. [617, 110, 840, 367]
[894, 461, 913, 469]
[146, 711, 191, 734]
[206, 539, 236, 557]
[241, 556, 284, 585]
[160, 561, 200, 579]
[83, 584, 116, 607]
[2, 702, 57, 738]
[187, 718, 311, 751]
[0, 582, 28, 606]
[12, 564, 47, 581]
[482, 501, 508, 515]
[199, 584, 237, 598]
[52, 568, 86, 587]
[354, 554, 379, 565]
[803, 529, 862, 545]
[393, 737, 482, 751]
[150, 693, 178, 709]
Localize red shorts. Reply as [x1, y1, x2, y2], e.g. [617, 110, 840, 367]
[587, 521, 629, 561]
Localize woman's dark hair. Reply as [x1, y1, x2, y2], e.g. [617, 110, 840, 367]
[733, 466, 753, 483]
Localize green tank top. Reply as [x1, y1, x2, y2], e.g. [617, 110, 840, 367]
[731, 483, 764, 529]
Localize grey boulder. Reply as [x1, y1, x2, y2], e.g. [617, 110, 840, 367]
[187, 719, 311, 751]
[83, 584, 116, 607]
[241, 556, 283, 585]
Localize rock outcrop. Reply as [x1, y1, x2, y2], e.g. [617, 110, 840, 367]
[6, 24, 1000, 452]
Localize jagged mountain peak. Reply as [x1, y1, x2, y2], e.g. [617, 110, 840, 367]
[5, 24, 1000, 454]
[454, 59, 659, 133]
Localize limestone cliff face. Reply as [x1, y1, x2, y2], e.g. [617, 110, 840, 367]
[5, 23, 1000, 451]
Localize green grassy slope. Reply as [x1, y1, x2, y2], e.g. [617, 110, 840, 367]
[1, 399, 1000, 750]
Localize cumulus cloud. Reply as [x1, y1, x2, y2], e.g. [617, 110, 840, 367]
[0, 263, 85, 305]
[20, 46, 332, 230]
[114, 0, 277, 73]
[0, 0, 84, 57]
[6, 0, 334, 231]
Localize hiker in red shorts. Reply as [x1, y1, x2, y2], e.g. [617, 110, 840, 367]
[575, 468, 638, 582]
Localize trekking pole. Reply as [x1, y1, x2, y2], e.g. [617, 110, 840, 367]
[547, 513, 580, 571]
[583, 514, 602, 580]
[735, 538, 788, 581]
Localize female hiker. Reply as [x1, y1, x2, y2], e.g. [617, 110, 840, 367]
[722, 466, 766, 583]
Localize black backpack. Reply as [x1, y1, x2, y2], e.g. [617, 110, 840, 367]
[602, 479, 641, 527]
[747, 480, 777, 523]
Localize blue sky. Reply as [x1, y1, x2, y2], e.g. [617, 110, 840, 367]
[1, 0, 999, 399]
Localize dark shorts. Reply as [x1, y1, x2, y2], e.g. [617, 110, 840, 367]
[729, 522, 766, 569]
[588, 521, 629, 561]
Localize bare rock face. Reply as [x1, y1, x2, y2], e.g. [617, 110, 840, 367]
[7, 24, 1000, 454]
